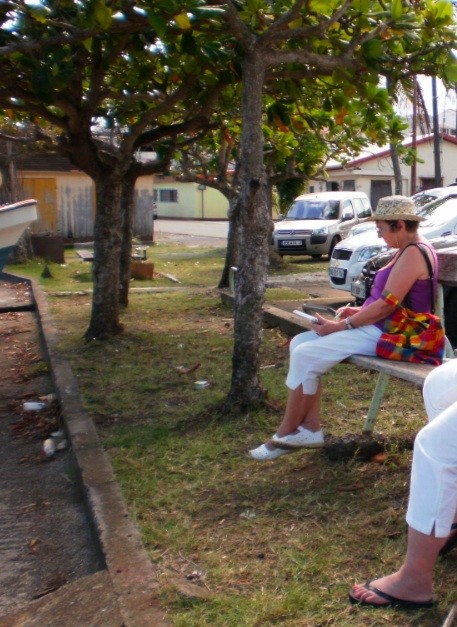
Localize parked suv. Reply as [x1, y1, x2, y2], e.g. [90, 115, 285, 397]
[272, 191, 372, 258]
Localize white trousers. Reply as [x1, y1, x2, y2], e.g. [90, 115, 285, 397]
[406, 359, 457, 537]
[286, 326, 382, 394]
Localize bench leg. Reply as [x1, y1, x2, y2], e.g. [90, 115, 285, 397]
[229, 266, 238, 294]
[362, 372, 391, 434]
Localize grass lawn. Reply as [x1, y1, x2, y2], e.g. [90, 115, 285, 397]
[6, 244, 457, 626]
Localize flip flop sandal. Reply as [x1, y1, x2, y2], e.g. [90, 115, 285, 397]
[348, 582, 436, 610]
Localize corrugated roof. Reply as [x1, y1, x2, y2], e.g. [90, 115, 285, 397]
[16, 152, 80, 172]
[327, 133, 457, 170]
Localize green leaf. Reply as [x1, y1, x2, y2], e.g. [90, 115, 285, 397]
[93, 0, 112, 29]
[175, 12, 192, 30]
[444, 61, 457, 83]
[28, 5, 50, 24]
[146, 11, 168, 38]
[361, 39, 384, 61]
[391, 0, 404, 20]
[81, 38, 92, 53]
[430, 0, 454, 21]
[180, 32, 198, 55]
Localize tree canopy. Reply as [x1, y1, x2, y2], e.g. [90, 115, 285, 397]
[0, 0, 234, 338]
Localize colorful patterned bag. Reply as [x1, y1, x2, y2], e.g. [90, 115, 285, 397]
[376, 290, 445, 365]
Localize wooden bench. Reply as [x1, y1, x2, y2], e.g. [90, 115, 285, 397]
[227, 251, 457, 433]
[260, 301, 447, 433]
[75, 249, 94, 261]
[221, 290, 453, 434]
[75, 245, 148, 263]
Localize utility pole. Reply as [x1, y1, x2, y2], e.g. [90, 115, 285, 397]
[432, 77, 442, 187]
[411, 77, 417, 195]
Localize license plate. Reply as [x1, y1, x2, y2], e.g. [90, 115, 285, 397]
[280, 240, 303, 246]
[351, 281, 366, 299]
[329, 267, 345, 278]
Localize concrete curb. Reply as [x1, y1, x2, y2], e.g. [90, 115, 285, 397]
[30, 279, 171, 626]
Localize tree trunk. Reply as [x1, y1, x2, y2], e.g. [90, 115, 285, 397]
[390, 142, 403, 195]
[84, 174, 123, 340]
[225, 51, 270, 409]
[0, 141, 21, 204]
[218, 195, 240, 289]
[119, 176, 135, 307]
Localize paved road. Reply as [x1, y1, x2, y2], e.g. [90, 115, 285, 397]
[153, 218, 229, 241]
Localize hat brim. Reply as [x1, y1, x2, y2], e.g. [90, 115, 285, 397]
[363, 213, 426, 222]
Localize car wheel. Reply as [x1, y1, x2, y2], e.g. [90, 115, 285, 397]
[311, 254, 322, 259]
[328, 237, 340, 257]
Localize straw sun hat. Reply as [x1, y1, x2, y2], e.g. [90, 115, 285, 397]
[365, 195, 426, 222]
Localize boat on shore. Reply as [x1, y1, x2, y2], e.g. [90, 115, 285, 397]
[0, 199, 38, 272]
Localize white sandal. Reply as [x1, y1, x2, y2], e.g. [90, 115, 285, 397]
[272, 426, 325, 448]
[249, 443, 293, 461]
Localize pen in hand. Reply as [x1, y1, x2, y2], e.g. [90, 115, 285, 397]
[334, 302, 352, 321]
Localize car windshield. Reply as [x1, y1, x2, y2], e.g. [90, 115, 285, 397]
[286, 199, 339, 220]
[413, 193, 441, 208]
[418, 196, 457, 226]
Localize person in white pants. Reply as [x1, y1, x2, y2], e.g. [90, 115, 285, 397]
[349, 359, 457, 610]
[249, 196, 440, 462]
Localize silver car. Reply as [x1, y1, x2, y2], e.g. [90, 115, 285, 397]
[273, 191, 372, 258]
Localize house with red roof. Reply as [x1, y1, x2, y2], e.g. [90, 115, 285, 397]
[309, 133, 457, 207]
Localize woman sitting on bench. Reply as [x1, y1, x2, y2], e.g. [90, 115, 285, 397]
[250, 195, 439, 461]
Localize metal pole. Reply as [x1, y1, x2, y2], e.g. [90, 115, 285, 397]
[411, 77, 417, 195]
[432, 77, 442, 187]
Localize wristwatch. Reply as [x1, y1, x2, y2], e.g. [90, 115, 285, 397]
[345, 317, 354, 330]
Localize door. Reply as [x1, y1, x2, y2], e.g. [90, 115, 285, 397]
[20, 177, 58, 233]
[370, 180, 392, 209]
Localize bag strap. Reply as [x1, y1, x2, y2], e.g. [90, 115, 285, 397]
[398, 243, 436, 314]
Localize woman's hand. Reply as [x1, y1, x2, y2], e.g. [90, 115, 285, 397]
[335, 305, 360, 320]
[311, 313, 345, 336]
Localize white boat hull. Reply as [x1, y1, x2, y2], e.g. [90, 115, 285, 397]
[0, 199, 38, 272]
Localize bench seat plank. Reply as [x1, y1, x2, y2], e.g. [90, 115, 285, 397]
[346, 354, 433, 387]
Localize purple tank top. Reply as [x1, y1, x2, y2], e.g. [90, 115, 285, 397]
[362, 243, 438, 330]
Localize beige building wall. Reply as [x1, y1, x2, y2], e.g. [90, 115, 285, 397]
[153, 178, 229, 219]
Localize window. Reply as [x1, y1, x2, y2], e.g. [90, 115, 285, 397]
[154, 188, 178, 203]
[420, 178, 442, 191]
[353, 197, 372, 218]
[340, 199, 354, 219]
